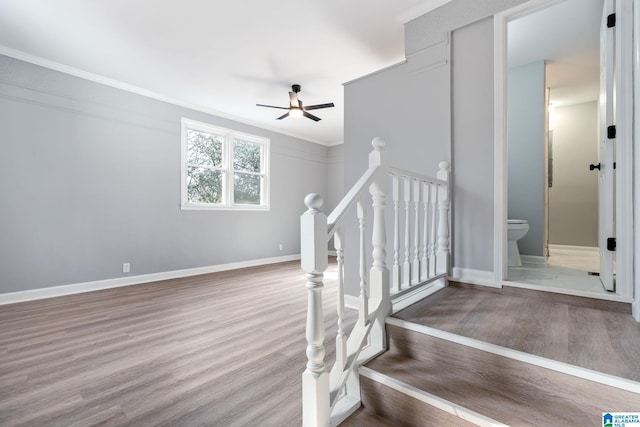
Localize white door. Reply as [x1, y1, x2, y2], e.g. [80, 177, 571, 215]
[598, 0, 616, 291]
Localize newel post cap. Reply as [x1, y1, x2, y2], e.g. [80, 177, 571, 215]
[304, 193, 324, 211]
[301, 193, 328, 273]
[369, 137, 387, 168]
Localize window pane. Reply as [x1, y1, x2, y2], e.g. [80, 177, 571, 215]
[187, 166, 223, 203]
[187, 129, 223, 167]
[234, 172, 261, 205]
[233, 139, 262, 173]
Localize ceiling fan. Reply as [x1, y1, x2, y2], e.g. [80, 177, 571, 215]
[256, 84, 334, 121]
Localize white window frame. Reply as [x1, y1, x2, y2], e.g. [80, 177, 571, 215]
[181, 118, 270, 211]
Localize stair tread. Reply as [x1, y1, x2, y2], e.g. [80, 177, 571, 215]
[364, 324, 639, 427]
[341, 406, 399, 427]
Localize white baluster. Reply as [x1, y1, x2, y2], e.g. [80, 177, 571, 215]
[429, 182, 438, 276]
[402, 176, 411, 286]
[357, 200, 368, 325]
[392, 174, 400, 292]
[368, 137, 390, 350]
[412, 178, 420, 284]
[421, 181, 429, 281]
[334, 228, 346, 371]
[300, 193, 329, 427]
[437, 161, 451, 275]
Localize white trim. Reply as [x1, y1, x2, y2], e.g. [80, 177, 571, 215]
[386, 317, 640, 394]
[391, 279, 446, 313]
[344, 294, 359, 310]
[520, 255, 547, 265]
[0, 46, 336, 147]
[359, 366, 508, 427]
[615, 0, 635, 300]
[493, 10, 508, 286]
[493, 0, 634, 300]
[0, 254, 301, 306]
[548, 244, 599, 253]
[397, 0, 454, 24]
[634, 0, 640, 322]
[450, 267, 500, 288]
[502, 281, 634, 303]
[180, 118, 271, 211]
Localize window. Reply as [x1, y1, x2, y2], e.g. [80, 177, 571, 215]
[181, 118, 270, 210]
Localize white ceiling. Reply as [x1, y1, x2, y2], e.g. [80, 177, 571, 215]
[0, 0, 452, 146]
[508, 0, 604, 107]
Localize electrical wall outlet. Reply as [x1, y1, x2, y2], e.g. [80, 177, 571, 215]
[123, 262, 130, 273]
[279, 243, 284, 251]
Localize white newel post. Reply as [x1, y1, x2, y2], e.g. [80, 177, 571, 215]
[301, 193, 329, 427]
[436, 161, 451, 275]
[368, 138, 390, 349]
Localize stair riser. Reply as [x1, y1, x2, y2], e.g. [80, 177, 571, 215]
[359, 376, 477, 427]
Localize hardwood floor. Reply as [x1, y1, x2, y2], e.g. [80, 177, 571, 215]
[393, 283, 640, 382]
[0, 260, 355, 426]
[2, 265, 639, 426]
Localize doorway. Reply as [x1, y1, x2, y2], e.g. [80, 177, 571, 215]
[494, 0, 633, 301]
[505, 0, 604, 294]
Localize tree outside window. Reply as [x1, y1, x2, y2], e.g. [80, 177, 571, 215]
[181, 119, 269, 210]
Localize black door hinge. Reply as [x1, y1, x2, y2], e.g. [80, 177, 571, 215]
[607, 13, 616, 28]
[607, 125, 616, 139]
[607, 237, 616, 251]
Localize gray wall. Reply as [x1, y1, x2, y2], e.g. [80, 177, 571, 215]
[340, 0, 532, 282]
[405, 0, 527, 55]
[342, 43, 451, 294]
[507, 61, 546, 257]
[0, 55, 331, 293]
[325, 144, 345, 213]
[451, 17, 496, 271]
[549, 101, 598, 247]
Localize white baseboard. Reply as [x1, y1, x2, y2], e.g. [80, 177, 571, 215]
[450, 267, 500, 288]
[521, 255, 547, 265]
[344, 294, 359, 310]
[548, 244, 599, 253]
[0, 254, 301, 306]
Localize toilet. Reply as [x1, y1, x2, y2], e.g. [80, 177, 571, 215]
[507, 219, 529, 267]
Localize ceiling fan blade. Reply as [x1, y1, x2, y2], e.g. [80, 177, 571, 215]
[256, 103, 289, 110]
[303, 111, 321, 122]
[289, 92, 298, 108]
[276, 112, 290, 120]
[303, 103, 335, 111]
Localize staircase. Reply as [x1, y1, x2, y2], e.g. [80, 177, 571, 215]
[343, 288, 640, 426]
[299, 137, 640, 426]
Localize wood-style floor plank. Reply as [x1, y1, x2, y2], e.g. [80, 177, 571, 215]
[394, 284, 640, 381]
[366, 326, 640, 427]
[0, 260, 355, 426]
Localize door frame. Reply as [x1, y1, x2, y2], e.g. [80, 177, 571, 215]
[493, 0, 634, 301]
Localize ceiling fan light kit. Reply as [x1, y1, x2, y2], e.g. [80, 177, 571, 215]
[256, 84, 334, 121]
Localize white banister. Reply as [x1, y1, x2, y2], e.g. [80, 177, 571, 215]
[301, 138, 451, 426]
[421, 181, 429, 281]
[392, 174, 400, 292]
[412, 179, 420, 284]
[334, 228, 346, 371]
[300, 193, 330, 427]
[402, 176, 411, 287]
[429, 182, 438, 275]
[356, 200, 368, 326]
[436, 161, 450, 274]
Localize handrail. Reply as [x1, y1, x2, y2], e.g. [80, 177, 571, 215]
[300, 137, 451, 427]
[388, 166, 448, 186]
[326, 166, 378, 238]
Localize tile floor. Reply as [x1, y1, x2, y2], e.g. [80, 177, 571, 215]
[506, 246, 609, 295]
